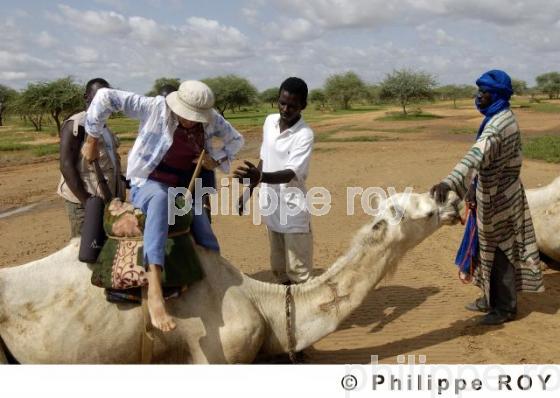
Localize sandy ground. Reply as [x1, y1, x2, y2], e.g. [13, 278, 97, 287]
[1, 104, 560, 364]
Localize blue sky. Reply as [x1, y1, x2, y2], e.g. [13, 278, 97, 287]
[1, 0, 560, 93]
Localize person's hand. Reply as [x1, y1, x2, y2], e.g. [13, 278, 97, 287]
[465, 185, 476, 209]
[430, 182, 452, 204]
[81, 136, 99, 163]
[233, 161, 262, 188]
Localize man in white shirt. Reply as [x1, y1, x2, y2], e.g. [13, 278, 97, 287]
[234, 77, 314, 284]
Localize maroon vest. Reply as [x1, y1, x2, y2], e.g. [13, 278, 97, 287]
[148, 123, 204, 186]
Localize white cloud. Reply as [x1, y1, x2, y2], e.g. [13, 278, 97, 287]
[0, 71, 27, 80]
[2, 1, 560, 92]
[0, 50, 51, 70]
[36, 31, 57, 48]
[270, 0, 560, 28]
[72, 46, 100, 64]
[58, 4, 131, 35]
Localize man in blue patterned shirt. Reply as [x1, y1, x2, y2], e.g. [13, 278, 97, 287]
[82, 80, 244, 332]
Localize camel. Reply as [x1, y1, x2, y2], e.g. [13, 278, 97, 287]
[0, 191, 462, 364]
[526, 176, 560, 263]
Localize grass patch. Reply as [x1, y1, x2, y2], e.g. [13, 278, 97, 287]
[377, 111, 443, 121]
[528, 102, 560, 113]
[0, 141, 30, 151]
[107, 117, 140, 134]
[524, 136, 560, 163]
[31, 143, 59, 157]
[315, 132, 393, 143]
[450, 127, 477, 135]
[116, 134, 137, 142]
[324, 135, 390, 143]
[381, 126, 427, 133]
[0, 134, 35, 143]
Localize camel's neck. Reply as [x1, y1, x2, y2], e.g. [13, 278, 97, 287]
[249, 224, 411, 354]
[292, 230, 404, 349]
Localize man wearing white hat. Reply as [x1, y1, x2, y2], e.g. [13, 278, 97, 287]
[82, 80, 244, 332]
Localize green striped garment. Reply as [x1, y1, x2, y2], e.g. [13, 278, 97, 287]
[443, 109, 544, 296]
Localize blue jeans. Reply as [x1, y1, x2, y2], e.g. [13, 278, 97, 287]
[131, 179, 219, 267]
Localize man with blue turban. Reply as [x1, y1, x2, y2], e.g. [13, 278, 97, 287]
[431, 70, 544, 325]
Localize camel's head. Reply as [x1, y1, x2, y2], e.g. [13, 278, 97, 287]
[355, 191, 463, 251]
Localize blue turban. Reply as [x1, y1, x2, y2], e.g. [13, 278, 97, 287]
[474, 69, 513, 129]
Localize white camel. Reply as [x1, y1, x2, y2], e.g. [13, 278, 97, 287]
[526, 176, 560, 263]
[0, 192, 462, 364]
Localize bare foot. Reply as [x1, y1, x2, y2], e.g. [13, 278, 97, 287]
[147, 265, 176, 332]
[147, 291, 176, 332]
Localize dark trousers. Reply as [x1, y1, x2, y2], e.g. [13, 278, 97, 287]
[64, 200, 85, 238]
[489, 248, 517, 315]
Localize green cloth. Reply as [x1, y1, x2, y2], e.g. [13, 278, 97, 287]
[91, 198, 204, 289]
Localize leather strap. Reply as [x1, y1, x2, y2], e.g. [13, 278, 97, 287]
[141, 286, 154, 364]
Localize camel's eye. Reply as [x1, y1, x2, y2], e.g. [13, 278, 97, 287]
[389, 205, 402, 219]
[427, 211, 435, 219]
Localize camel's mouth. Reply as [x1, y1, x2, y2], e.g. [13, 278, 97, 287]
[439, 192, 464, 225]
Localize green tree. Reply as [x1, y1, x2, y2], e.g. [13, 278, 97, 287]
[379, 69, 437, 114]
[309, 88, 327, 109]
[527, 86, 541, 102]
[535, 72, 560, 99]
[12, 82, 47, 131]
[436, 84, 475, 108]
[511, 79, 528, 96]
[41, 77, 84, 133]
[259, 87, 279, 108]
[146, 77, 181, 96]
[0, 84, 18, 127]
[365, 84, 381, 104]
[12, 77, 83, 133]
[203, 75, 258, 115]
[324, 71, 367, 110]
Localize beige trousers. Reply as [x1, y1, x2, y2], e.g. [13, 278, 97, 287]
[268, 228, 313, 284]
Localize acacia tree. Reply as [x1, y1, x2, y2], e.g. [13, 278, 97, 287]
[309, 88, 327, 109]
[324, 71, 367, 110]
[0, 84, 18, 127]
[437, 84, 475, 108]
[536, 72, 560, 99]
[511, 79, 528, 96]
[365, 84, 381, 105]
[379, 69, 437, 115]
[13, 77, 83, 133]
[259, 87, 279, 108]
[203, 75, 258, 115]
[42, 77, 84, 133]
[146, 77, 180, 96]
[13, 83, 46, 131]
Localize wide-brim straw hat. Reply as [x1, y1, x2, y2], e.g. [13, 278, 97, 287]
[166, 80, 215, 124]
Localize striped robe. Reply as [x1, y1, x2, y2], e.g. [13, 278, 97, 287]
[442, 109, 544, 297]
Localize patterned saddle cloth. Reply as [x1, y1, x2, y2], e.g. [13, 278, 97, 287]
[91, 198, 204, 291]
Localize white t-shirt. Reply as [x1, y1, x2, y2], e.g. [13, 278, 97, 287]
[258, 114, 314, 233]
